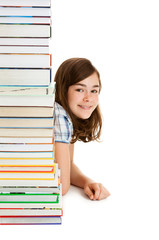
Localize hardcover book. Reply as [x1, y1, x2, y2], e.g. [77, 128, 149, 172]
[0, 68, 51, 86]
[0, 24, 51, 38]
[0, 54, 52, 68]
[0, 0, 51, 7]
[0, 6, 51, 17]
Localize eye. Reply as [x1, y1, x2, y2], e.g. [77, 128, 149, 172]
[76, 89, 84, 92]
[91, 89, 99, 93]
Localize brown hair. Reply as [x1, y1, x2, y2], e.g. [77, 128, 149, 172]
[54, 58, 102, 143]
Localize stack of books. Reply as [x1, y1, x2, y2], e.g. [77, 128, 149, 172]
[0, 1, 62, 225]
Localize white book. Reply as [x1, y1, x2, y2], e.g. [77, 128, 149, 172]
[0, 106, 54, 118]
[0, 198, 62, 209]
[0, 54, 51, 68]
[0, 46, 49, 54]
[0, 208, 62, 216]
[0, 24, 51, 38]
[0, 158, 54, 166]
[0, 0, 51, 7]
[0, 117, 54, 128]
[0, 185, 60, 194]
[0, 17, 51, 24]
[0, 166, 54, 172]
[0, 38, 49, 46]
[0, 137, 54, 144]
[0, 84, 55, 96]
[0, 69, 51, 86]
[0, 171, 55, 180]
[0, 193, 58, 202]
[0, 151, 54, 158]
[0, 128, 54, 137]
[0, 7, 51, 17]
[0, 95, 54, 107]
[0, 144, 54, 152]
[0, 217, 62, 225]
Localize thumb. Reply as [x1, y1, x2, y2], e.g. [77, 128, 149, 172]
[84, 185, 94, 200]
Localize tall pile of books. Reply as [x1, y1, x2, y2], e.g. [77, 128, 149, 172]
[0, 0, 62, 225]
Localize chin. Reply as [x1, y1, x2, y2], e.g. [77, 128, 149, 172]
[77, 113, 92, 120]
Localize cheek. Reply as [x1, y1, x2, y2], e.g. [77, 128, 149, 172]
[68, 91, 82, 103]
[93, 95, 99, 105]
[68, 90, 80, 110]
[68, 92, 76, 104]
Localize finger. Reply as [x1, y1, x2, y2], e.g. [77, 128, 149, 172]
[93, 184, 100, 200]
[98, 184, 111, 200]
[84, 185, 94, 200]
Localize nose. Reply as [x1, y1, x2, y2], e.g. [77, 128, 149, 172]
[83, 91, 91, 102]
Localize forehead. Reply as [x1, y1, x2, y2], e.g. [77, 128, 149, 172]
[75, 72, 100, 87]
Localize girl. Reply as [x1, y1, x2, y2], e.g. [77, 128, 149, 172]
[54, 58, 110, 200]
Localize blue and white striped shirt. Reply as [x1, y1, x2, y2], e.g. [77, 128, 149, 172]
[54, 102, 73, 144]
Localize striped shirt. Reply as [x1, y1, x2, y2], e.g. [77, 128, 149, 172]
[54, 102, 73, 144]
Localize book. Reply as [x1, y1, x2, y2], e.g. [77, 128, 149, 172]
[0, 54, 52, 68]
[0, 137, 54, 144]
[0, 68, 51, 86]
[0, 151, 54, 158]
[0, 190, 62, 209]
[0, 171, 55, 180]
[0, 24, 51, 38]
[0, 186, 60, 194]
[0, 7, 51, 17]
[0, 38, 49, 46]
[0, 128, 54, 137]
[0, 165, 59, 187]
[0, 117, 54, 128]
[0, 216, 61, 225]
[0, 143, 54, 152]
[0, 84, 55, 96]
[0, 46, 50, 54]
[0, 106, 54, 117]
[0, 208, 62, 217]
[0, 193, 59, 203]
[0, 201, 62, 209]
[0, 158, 54, 166]
[0, 166, 54, 173]
[0, 95, 55, 107]
[0, 0, 51, 7]
[0, 17, 51, 24]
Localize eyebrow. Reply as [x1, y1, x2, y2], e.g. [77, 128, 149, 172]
[74, 83, 100, 88]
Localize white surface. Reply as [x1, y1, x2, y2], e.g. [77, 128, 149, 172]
[1, 0, 159, 239]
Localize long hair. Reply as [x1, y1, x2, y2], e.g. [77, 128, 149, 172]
[54, 58, 102, 143]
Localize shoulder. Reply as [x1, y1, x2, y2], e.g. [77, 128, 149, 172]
[54, 102, 66, 116]
[54, 102, 73, 143]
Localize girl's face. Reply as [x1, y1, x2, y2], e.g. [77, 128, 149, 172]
[67, 72, 100, 119]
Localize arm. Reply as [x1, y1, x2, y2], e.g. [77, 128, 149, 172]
[55, 142, 71, 195]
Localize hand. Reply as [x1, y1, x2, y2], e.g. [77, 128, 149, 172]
[84, 182, 110, 200]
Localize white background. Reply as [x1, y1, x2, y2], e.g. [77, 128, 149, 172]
[1, 0, 159, 239]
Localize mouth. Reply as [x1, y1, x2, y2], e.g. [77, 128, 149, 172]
[78, 105, 92, 110]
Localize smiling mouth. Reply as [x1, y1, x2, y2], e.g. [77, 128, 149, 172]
[78, 105, 92, 110]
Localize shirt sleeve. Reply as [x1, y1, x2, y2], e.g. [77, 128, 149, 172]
[54, 113, 73, 144]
